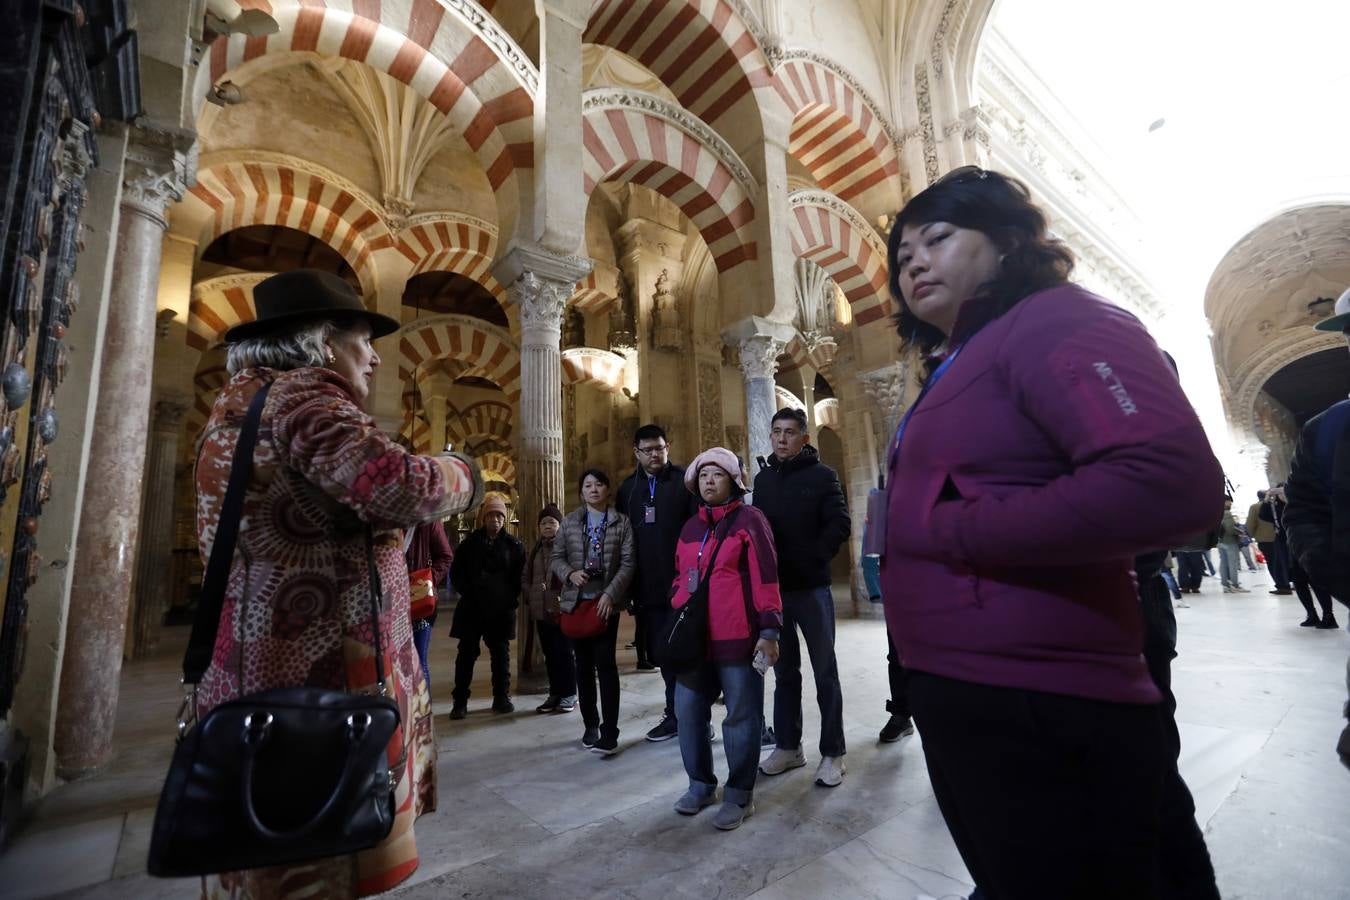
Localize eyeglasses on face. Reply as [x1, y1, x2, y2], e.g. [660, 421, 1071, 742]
[635, 445, 668, 456]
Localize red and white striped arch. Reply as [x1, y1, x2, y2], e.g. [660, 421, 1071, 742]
[560, 348, 627, 394]
[187, 272, 273, 351]
[814, 397, 841, 432]
[583, 100, 756, 273]
[775, 56, 899, 204]
[449, 400, 514, 446]
[400, 409, 433, 454]
[477, 450, 516, 486]
[396, 215, 508, 308]
[397, 314, 521, 403]
[196, 0, 535, 196]
[570, 259, 622, 314]
[787, 190, 890, 327]
[776, 334, 809, 374]
[182, 154, 392, 294]
[585, 0, 779, 130]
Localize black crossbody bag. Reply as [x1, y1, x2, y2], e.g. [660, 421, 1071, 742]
[659, 507, 741, 671]
[147, 382, 400, 877]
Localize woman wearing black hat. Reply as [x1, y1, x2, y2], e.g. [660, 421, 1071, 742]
[193, 270, 484, 898]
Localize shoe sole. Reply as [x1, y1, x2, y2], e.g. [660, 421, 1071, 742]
[815, 774, 845, 787]
[646, 731, 678, 742]
[714, 802, 754, 831]
[674, 800, 716, 816]
[591, 745, 620, 756]
[759, 758, 807, 776]
[879, 728, 915, 743]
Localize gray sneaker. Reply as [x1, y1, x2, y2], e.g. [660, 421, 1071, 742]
[673, 788, 717, 815]
[713, 800, 754, 830]
[814, 755, 845, 787]
[759, 746, 807, 776]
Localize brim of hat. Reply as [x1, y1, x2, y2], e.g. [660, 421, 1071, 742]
[224, 308, 402, 344]
[1314, 312, 1350, 332]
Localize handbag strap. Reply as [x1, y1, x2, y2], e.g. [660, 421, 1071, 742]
[182, 381, 387, 692]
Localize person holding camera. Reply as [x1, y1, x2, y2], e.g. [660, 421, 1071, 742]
[667, 448, 782, 830]
[551, 469, 635, 755]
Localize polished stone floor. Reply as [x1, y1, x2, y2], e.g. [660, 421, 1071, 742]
[2, 570, 1347, 899]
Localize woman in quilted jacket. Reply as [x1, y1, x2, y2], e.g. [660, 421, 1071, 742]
[667, 447, 782, 831]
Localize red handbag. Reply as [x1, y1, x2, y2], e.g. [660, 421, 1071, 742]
[409, 567, 436, 621]
[560, 598, 608, 638]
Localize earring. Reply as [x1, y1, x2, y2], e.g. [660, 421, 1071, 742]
[326, 352, 336, 365]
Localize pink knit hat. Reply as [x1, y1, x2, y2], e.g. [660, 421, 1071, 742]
[685, 447, 749, 494]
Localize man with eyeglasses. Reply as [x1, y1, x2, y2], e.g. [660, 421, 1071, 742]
[1283, 286, 1350, 769]
[753, 407, 851, 787]
[617, 424, 699, 741]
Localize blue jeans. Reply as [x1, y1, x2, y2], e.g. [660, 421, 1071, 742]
[412, 619, 433, 690]
[1160, 568, 1182, 600]
[675, 661, 764, 806]
[774, 586, 846, 757]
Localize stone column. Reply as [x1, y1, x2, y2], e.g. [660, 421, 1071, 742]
[54, 132, 189, 778]
[737, 334, 786, 480]
[496, 246, 591, 548]
[128, 398, 188, 660]
[800, 366, 818, 438]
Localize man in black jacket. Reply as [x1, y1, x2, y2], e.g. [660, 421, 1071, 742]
[1284, 286, 1350, 768]
[448, 494, 526, 719]
[753, 408, 851, 787]
[616, 424, 699, 741]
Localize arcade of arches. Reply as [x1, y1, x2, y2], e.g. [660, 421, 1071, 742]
[1, 0, 1347, 893]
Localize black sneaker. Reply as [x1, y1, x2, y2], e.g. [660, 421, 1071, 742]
[646, 713, 678, 742]
[761, 724, 776, 747]
[1317, 616, 1341, 630]
[879, 715, 915, 743]
[1301, 616, 1321, 627]
[581, 726, 600, 748]
[449, 702, 467, 720]
[591, 733, 620, 756]
[492, 697, 515, 714]
[536, 695, 560, 713]
[636, 661, 657, 672]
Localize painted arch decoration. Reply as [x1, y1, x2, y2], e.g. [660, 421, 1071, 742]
[396, 213, 509, 309]
[448, 399, 514, 446]
[582, 88, 757, 273]
[194, 0, 537, 201]
[570, 259, 623, 314]
[187, 271, 273, 351]
[787, 189, 890, 327]
[814, 397, 841, 431]
[477, 450, 516, 486]
[561, 347, 628, 394]
[397, 314, 522, 403]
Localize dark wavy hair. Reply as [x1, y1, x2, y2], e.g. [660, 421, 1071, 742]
[577, 467, 611, 495]
[887, 167, 1075, 354]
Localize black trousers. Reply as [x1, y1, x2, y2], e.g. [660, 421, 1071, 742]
[1175, 552, 1206, 592]
[885, 628, 910, 719]
[1290, 555, 1335, 622]
[908, 671, 1165, 900]
[536, 619, 577, 699]
[640, 603, 678, 716]
[452, 625, 510, 703]
[1140, 575, 1221, 900]
[573, 613, 621, 739]
[1257, 541, 1287, 589]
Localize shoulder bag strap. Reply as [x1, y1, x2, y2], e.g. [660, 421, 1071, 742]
[182, 381, 273, 684]
[696, 506, 742, 592]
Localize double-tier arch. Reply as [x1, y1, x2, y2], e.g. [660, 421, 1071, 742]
[787, 189, 890, 326]
[397, 314, 522, 404]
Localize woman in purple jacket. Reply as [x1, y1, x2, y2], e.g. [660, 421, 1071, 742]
[882, 167, 1224, 900]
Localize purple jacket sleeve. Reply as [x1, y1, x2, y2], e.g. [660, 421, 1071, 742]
[930, 292, 1225, 567]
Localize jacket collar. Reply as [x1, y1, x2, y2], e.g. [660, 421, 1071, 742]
[633, 462, 680, 483]
[764, 444, 820, 474]
[698, 497, 744, 526]
[572, 504, 617, 523]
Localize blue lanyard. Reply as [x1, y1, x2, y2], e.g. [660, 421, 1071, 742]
[587, 511, 608, 549]
[647, 474, 657, 502]
[889, 345, 964, 469]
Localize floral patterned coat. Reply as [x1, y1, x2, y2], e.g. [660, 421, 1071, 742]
[194, 366, 480, 898]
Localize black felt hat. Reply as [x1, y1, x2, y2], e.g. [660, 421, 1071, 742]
[224, 269, 401, 343]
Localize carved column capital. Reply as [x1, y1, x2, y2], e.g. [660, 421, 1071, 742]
[737, 334, 785, 382]
[508, 271, 574, 337]
[858, 362, 909, 433]
[121, 128, 194, 228]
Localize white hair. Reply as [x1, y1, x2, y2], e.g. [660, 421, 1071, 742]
[225, 320, 337, 374]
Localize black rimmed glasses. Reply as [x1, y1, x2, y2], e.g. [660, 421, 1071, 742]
[635, 444, 668, 457]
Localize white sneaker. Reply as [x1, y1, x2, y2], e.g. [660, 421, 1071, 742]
[1234, 585, 1251, 593]
[759, 746, 807, 776]
[1175, 598, 1190, 608]
[814, 755, 845, 787]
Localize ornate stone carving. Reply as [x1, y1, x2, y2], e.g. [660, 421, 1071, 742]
[650, 269, 683, 351]
[508, 271, 572, 335]
[122, 134, 191, 225]
[608, 271, 637, 353]
[930, 0, 965, 77]
[582, 88, 759, 197]
[773, 48, 903, 145]
[725, 425, 747, 458]
[697, 361, 724, 450]
[440, 0, 540, 95]
[859, 362, 908, 435]
[802, 331, 838, 371]
[1233, 329, 1345, 437]
[737, 335, 785, 382]
[914, 65, 939, 184]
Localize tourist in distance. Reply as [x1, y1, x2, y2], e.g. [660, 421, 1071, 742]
[667, 448, 782, 830]
[752, 407, 852, 787]
[1246, 490, 1288, 591]
[1267, 484, 1339, 627]
[404, 518, 454, 688]
[447, 494, 526, 718]
[194, 269, 484, 897]
[881, 166, 1224, 899]
[523, 504, 576, 714]
[1217, 496, 1251, 593]
[551, 468, 635, 755]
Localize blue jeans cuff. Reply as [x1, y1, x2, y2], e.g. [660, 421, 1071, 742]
[688, 778, 717, 799]
[722, 786, 752, 807]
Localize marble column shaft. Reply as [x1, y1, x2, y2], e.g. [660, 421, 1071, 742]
[738, 335, 786, 480]
[128, 398, 187, 660]
[510, 273, 571, 545]
[54, 139, 187, 777]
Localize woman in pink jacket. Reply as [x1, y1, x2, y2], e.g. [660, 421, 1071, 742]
[882, 168, 1224, 900]
[667, 448, 782, 831]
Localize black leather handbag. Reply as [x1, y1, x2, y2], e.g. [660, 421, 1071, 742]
[147, 382, 400, 878]
[659, 507, 740, 671]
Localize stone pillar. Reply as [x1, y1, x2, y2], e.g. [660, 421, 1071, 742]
[736, 334, 786, 480]
[127, 398, 188, 660]
[800, 366, 818, 438]
[496, 246, 591, 547]
[53, 132, 189, 778]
